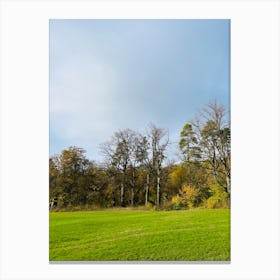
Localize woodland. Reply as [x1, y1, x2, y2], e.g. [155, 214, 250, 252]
[49, 100, 230, 211]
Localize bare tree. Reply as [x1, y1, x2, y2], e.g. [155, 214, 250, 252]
[133, 133, 151, 206]
[190, 100, 231, 195]
[128, 132, 146, 206]
[101, 129, 133, 206]
[147, 124, 169, 207]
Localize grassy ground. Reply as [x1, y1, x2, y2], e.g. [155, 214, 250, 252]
[49, 208, 230, 261]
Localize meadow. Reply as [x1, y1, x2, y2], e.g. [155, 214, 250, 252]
[49, 209, 230, 261]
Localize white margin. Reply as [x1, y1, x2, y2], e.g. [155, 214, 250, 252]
[0, 0, 279, 279]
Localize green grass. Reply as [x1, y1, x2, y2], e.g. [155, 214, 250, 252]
[49, 208, 230, 261]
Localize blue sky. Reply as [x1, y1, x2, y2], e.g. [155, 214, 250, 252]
[50, 19, 230, 162]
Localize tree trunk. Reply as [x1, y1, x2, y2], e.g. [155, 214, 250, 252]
[120, 182, 124, 207]
[156, 168, 160, 207]
[131, 169, 135, 207]
[226, 175, 230, 195]
[131, 188, 134, 207]
[145, 173, 149, 206]
[112, 191, 116, 207]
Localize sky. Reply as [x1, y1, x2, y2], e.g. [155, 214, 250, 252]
[49, 19, 230, 163]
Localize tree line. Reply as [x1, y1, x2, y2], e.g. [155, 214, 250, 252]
[49, 100, 230, 210]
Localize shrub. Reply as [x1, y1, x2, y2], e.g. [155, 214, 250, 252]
[170, 185, 202, 210]
[171, 195, 185, 210]
[180, 185, 201, 208]
[204, 180, 229, 209]
[145, 202, 157, 211]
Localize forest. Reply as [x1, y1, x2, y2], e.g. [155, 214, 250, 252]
[49, 100, 230, 211]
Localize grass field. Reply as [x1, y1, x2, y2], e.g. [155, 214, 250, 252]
[49, 209, 230, 261]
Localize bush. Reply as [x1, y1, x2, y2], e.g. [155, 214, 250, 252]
[145, 202, 157, 211]
[169, 185, 202, 210]
[170, 195, 186, 210]
[204, 180, 229, 209]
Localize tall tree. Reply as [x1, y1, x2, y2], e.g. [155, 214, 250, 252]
[49, 155, 61, 207]
[52, 146, 100, 207]
[179, 123, 201, 162]
[147, 124, 169, 207]
[199, 101, 230, 194]
[127, 132, 145, 206]
[181, 100, 231, 195]
[100, 129, 137, 207]
[134, 134, 151, 206]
